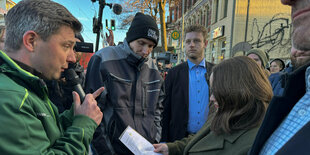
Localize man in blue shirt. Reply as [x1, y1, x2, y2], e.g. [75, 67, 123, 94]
[161, 24, 214, 142]
[249, 0, 310, 154]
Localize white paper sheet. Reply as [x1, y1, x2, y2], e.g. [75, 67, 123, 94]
[119, 126, 163, 155]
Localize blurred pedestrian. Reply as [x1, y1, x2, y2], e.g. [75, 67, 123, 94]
[246, 48, 270, 76]
[270, 58, 285, 74]
[269, 47, 297, 96]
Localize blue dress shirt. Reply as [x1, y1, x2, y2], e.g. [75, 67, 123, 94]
[187, 59, 209, 134]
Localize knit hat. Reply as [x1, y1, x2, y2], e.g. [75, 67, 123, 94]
[126, 12, 159, 47]
[246, 48, 269, 68]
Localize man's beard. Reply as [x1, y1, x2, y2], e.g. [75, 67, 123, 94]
[294, 58, 310, 69]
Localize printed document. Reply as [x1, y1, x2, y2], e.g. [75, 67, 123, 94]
[119, 126, 162, 155]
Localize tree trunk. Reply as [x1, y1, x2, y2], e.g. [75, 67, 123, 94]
[158, 0, 167, 52]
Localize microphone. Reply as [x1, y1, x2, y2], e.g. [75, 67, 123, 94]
[64, 68, 86, 102]
[113, 4, 122, 15]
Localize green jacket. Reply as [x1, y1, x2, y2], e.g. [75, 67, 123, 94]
[167, 121, 259, 155]
[0, 51, 97, 155]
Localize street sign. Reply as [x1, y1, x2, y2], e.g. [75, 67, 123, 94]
[171, 30, 180, 40]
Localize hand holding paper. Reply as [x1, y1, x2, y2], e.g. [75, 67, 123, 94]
[119, 126, 163, 155]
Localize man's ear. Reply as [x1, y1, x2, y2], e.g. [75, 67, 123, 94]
[204, 39, 208, 48]
[23, 31, 38, 52]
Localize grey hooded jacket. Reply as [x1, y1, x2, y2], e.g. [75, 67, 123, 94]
[85, 39, 164, 155]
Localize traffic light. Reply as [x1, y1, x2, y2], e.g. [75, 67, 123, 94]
[105, 19, 108, 29]
[111, 19, 115, 31]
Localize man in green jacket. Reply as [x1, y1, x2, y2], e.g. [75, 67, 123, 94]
[0, 0, 104, 154]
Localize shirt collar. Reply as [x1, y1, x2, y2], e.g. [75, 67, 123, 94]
[187, 58, 206, 69]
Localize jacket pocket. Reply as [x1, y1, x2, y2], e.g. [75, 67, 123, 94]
[142, 79, 161, 113]
[141, 80, 162, 141]
[108, 73, 132, 108]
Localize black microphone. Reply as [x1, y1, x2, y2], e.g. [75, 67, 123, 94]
[113, 4, 122, 15]
[64, 68, 86, 102]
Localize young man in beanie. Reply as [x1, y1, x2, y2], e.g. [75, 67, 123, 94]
[85, 12, 164, 155]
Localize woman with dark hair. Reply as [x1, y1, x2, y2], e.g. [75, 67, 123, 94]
[154, 56, 273, 155]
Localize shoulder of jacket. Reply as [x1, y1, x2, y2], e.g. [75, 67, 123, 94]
[95, 46, 128, 62]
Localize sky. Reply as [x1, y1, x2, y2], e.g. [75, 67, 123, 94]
[13, 0, 127, 50]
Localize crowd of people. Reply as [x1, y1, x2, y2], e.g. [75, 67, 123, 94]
[0, 0, 309, 155]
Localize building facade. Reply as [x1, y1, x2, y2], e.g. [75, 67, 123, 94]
[167, 0, 291, 64]
[0, 0, 16, 26]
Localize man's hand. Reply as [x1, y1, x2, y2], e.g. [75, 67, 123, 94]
[153, 143, 169, 155]
[106, 29, 114, 46]
[72, 87, 104, 125]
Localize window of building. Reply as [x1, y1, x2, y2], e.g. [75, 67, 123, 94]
[220, 40, 226, 61]
[176, 6, 179, 20]
[224, 0, 228, 18]
[211, 42, 216, 63]
[220, 0, 228, 19]
[185, 0, 187, 13]
[205, 5, 210, 27]
[171, 9, 174, 22]
[213, 0, 219, 23]
[200, 10, 203, 25]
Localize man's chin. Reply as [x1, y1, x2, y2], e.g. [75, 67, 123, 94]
[48, 73, 61, 81]
[295, 57, 310, 68]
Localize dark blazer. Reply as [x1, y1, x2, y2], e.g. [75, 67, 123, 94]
[249, 62, 310, 155]
[167, 120, 260, 155]
[161, 61, 214, 142]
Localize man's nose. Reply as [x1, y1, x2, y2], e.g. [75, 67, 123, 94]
[67, 48, 76, 63]
[142, 46, 151, 55]
[190, 41, 195, 46]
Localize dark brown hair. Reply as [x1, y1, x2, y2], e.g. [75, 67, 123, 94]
[210, 56, 273, 134]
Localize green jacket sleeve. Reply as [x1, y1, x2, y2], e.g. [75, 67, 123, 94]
[166, 134, 195, 155]
[0, 89, 98, 155]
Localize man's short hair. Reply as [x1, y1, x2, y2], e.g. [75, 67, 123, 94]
[5, 0, 82, 52]
[184, 24, 208, 42]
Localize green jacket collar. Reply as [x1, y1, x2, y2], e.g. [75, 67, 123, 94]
[187, 124, 249, 152]
[0, 50, 48, 100]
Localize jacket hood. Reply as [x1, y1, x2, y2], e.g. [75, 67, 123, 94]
[117, 39, 147, 69]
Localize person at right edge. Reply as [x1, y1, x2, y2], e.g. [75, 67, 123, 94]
[84, 12, 164, 155]
[249, 0, 310, 154]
